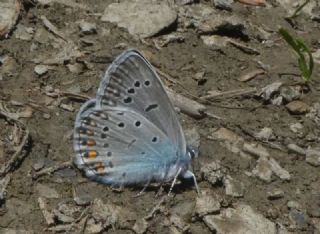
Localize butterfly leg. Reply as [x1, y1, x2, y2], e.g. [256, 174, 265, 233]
[168, 167, 182, 197]
[133, 181, 151, 197]
[182, 170, 200, 195]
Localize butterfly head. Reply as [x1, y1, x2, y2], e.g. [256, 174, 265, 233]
[186, 145, 199, 160]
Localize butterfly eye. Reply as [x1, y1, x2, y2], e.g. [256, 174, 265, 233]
[152, 137, 158, 143]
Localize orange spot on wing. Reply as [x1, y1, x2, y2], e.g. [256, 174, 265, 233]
[86, 130, 93, 136]
[88, 151, 97, 158]
[87, 139, 96, 146]
[95, 162, 105, 172]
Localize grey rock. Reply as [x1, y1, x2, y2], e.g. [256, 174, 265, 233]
[101, 0, 177, 38]
[198, 14, 245, 35]
[267, 188, 284, 200]
[224, 176, 244, 198]
[257, 82, 282, 101]
[271, 96, 283, 106]
[287, 143, 305, 155]
[171, 200, 195, 219]
[306, 148, 320, 166]
[60, 103, 75, 112]
[252, 157, 273, 182]
[170, 214, 190, 233]
[200, 161, 226, 185]
[203, 204, 279, 234]
[57, 203, 82, 218]
[255, 127, 275, 141]
[286, 101, 310, 114]
[34, 65, 48, 76]
[79, 21, 97, 35]
[53, 209, 75, 223]
[289, 122, 304, 133]
[72, 183, 96, 206]
[0, 0, 20, 38]
[66, 63, 84, 74]
[243, 143, 270, 158]
[90, 199, 135, 230]
[32, 159, 45, 171]
[36, 183, 60, 199]
[269, 158, 291, 181]
[195, 193, 220, 217]
[287, 200, 301, 210]
[43, 113, 51, 119]
[279, 85, 302, 103]
[213, 0, 234, 10]
[14, 24, 34, 41]
[288, 209, 308, 230]
[54, 168, 77, 177]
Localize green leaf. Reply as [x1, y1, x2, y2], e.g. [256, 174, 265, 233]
[278, 28, 314, 82]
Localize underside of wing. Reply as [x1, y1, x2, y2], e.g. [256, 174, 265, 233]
[95, 49, 186, 156]
[73, 100, 180, 186]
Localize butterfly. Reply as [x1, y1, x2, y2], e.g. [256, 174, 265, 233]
[73, 49, 199, 194]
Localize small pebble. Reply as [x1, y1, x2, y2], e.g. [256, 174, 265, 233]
[305, 148, 320, 166]
[43, 113, 51, 119]
[287, 200, 301, 210]
[286, 101, 310, 114]
[289, 122, 303, 133]
[267, 188, 284, 200]
[195, 193, 220, 217]
[79, 21, 97, 35]
[34, 65, 48, 76]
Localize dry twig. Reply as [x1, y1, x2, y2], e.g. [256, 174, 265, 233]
[0, 103, 30, 176]
[32, 161, 73, 179]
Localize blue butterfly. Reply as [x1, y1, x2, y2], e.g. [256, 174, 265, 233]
[73, 49, 199, 194]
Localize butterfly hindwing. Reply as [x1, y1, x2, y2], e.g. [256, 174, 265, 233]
[73, 101, 179, 185]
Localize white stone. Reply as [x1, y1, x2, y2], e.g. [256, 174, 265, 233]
[101, 0, 177, 38]
[203, 204, 279, 234]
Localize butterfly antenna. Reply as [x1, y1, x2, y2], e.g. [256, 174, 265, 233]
[168, 167, 182, 197]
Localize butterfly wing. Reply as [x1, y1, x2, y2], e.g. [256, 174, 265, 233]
[95, 49, 186, 156]
[73, 49, 192, 186]
[73, 100, 181, 186]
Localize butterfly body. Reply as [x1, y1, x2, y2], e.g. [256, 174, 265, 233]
[73, 49, 197, 191]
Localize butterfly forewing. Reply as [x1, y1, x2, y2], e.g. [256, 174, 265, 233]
[96, 50, 186, 156]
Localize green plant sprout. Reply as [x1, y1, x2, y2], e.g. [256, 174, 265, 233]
[278, 27, 314, 82]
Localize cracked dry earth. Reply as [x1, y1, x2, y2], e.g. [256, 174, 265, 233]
[0, 0, 320, 233]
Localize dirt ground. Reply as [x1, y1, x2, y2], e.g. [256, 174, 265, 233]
[0, 0, 320, 233]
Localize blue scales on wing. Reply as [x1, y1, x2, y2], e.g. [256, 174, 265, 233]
[73, 49, 191, 187]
